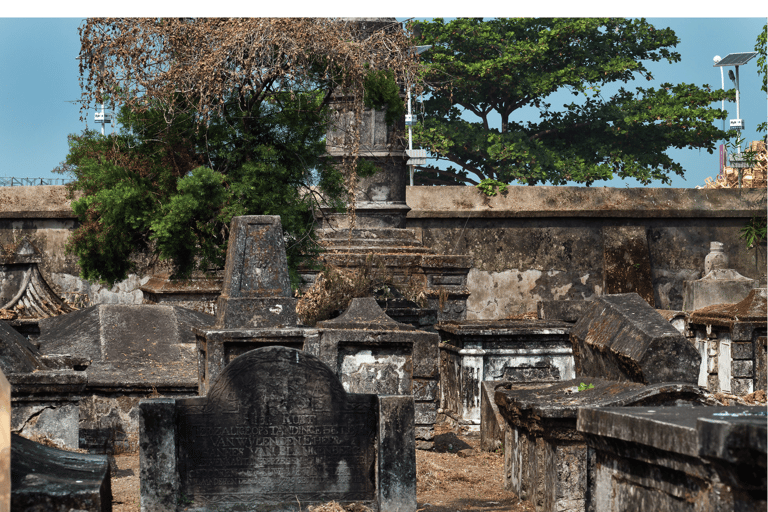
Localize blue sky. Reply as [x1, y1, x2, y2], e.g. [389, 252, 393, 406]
[0, 15, 765, 188]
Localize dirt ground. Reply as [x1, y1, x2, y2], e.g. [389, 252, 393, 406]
[109, 431, 533, 512]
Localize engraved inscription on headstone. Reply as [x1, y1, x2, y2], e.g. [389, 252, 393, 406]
[176, 346, 377, 507]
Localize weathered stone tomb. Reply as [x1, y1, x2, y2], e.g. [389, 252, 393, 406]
[312, 297, 440, 448]
[13, 304, 213, 452]
[438, 319, 574, 431]
[688, 288, 767, 395]
[141, 345, 416, 512]
[493, 293, 709, 512]
[578, 406, 767, 511]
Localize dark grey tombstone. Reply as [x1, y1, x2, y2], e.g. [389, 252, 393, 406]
[578, 406, 767, 511]
[11, 433, 111, 512]
[215, 216, 298, 328]
[570, 293, 701, 384]
[141, 346, 416, 511]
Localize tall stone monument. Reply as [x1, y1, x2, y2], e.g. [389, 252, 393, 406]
[214, 215, 298, 328]
[195, 215, 322, 395]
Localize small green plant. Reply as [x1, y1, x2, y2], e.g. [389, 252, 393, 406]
[740, 216, 767, 249]
[632, 263, 641, 269]
[476, 178, 508, 197]
[578, 382, 595, 392]
[177, 493, 193, 506]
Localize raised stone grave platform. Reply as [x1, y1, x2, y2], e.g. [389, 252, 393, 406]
[11, 433, 111, 511]
[495, 379, 714, 512]
[688, 288, 767, 395]
[312, 297, 439, 447]
[578, 406, 767, 511]
[11, 304, 215, 453]
[141, 346, 415, 511]
[437, 319, 574, 431]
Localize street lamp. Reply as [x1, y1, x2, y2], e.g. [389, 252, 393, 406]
[713, 52, 758, 132]
[405, 45, 432, 186]
[714, 52, 759, 188]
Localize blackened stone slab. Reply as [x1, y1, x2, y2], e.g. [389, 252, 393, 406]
[11, 433, 111, 512]
[220, 216, 292, 299]
[141, 346, 417, 511]
[0, 319, 45, 374]
[577, 406, 767, 511]
[570, 293, 700, 384]
[602, 226, 655, 307]
[177, 347, 376, 507]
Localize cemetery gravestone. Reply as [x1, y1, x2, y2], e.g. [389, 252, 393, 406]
[141, 346, 415, 511]
[215, 216, 298, 328]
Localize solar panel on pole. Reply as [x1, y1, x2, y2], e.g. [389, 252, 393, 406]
[713, 52, 758, 67]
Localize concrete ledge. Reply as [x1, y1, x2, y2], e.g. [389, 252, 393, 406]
[406, 186, 767, 218]
[0, 186, 80, 219]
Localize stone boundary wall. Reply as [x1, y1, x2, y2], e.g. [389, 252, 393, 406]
[406, 186, 766, 318]
[2, 185, 766, 316]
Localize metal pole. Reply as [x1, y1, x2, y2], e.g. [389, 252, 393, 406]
[720, 67, 725, 132]
[408, 85, 414, 186]
[735, 65, 741, 133]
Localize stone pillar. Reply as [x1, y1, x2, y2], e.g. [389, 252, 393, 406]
[378, 395, 416, 512]
[0, 370, 9, 512]
[214, 216, 298, 328]
[323, 18, 410, 229]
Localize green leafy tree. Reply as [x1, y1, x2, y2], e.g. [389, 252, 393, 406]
[57, 18, 415, 287]
[409, 18, 735, 186]
[59, 93, 336, 287]
[755, 23, 767, 135]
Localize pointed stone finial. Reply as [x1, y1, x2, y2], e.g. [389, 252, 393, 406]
[317, 297, 415, 330]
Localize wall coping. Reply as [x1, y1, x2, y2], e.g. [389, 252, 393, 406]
[405, 186, 767, 219]
[0, 186, 81, 219]
[1, 185, 765, 220]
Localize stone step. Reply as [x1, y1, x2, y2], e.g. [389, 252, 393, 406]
[319, 238, 423, 248]
[322, 245, 432, 254]
[316, 227, 421, 242]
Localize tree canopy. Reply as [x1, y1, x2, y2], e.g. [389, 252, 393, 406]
[59, 18, 417, 286]
[755, 23, 767, 135]
[409, 18, 735, 186]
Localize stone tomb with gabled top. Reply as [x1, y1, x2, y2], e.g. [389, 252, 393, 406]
[140, 345, 416, 511]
